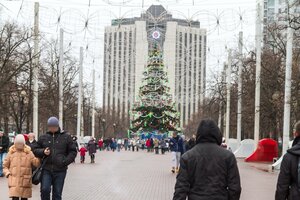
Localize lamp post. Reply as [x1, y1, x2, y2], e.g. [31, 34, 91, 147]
[113, 123, 116, 136]
[19, 90, 27, 134]
[272, 91, 281, 140]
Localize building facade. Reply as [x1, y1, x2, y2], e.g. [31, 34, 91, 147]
[103, 5, 207, 127]
[262, 0, 300, 46]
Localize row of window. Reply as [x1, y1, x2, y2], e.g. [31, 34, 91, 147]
[175, 31, 207, 124]
[103, 30, 135, 118]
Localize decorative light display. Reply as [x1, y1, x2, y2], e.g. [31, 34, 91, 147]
[130, 44, 180, 134]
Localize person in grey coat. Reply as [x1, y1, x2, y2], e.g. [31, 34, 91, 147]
[173, 119, 241, 200]
[87, 138, 97, 163]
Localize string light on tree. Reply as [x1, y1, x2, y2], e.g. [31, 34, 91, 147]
[130, 44, 180, 134]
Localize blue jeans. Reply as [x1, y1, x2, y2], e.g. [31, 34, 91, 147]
[41, 169, 67, 200]
[0, 153, 7, 176]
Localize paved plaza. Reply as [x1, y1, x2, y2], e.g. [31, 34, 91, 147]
[0, 150, 278, 200]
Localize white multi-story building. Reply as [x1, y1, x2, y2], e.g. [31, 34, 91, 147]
[262, 0, 300, 45]
[102, 5, 207, 127]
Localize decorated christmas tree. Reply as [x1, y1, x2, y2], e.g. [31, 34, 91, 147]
[130, 45, 180, 134]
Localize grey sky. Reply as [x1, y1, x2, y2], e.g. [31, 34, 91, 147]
[0, 0, 256, 105]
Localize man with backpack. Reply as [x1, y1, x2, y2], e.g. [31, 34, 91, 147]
[276, 121, 300, 200]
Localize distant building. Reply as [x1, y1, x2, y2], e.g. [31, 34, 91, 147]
[262, 0, 300, 47]
[102, 5, 207, 127]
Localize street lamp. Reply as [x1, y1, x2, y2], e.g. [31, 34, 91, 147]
[102, 118, 106, 138]
[113, 123, 116, 136]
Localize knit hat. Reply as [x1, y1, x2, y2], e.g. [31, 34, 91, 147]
[47, 117, 59, 127]
[14, 134, 25, 144]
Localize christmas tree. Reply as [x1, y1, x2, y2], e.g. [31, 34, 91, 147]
[130, 45, 180, 134]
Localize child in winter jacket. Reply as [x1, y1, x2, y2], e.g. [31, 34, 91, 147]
[79, 145, 87, 163]
[3, 134, 40, 200]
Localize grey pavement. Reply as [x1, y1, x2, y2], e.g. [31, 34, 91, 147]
[0, 150, 278, 200]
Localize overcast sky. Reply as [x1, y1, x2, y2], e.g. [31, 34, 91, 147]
[0, 0, 256, 105]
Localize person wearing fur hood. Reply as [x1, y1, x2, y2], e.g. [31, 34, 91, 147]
[3, 134, 40, 200]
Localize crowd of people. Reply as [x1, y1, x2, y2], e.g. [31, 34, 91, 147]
[0, 117, 300, 200]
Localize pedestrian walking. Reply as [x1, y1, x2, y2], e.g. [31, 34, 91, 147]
[186, 134, 196, 151]
[25, 133, 38, 151]
[33, 117, 77, 200]
[141, 139, 145, 150]
[150, 138, 154, 152]
[146, 138, 151, 152]
[275, 121, 300, 200]
[131, 139, 136, 152]
[136, 139, 140, 152]
[3, 134, 40, 200]
[160, 139, 167, 154]
[124, 138, 129, 151]
[0, 130, 9, 177]
[181, 135, 187, 155]
[79, 145, 87, 163]
[87, 138, 97, 163]
[154, 138, 159, 154]
[98, 138, 104, 151]
[110, 138, 117, 152]
[117, 138, 122, 152]
[169, 132, 183, 173]
[72, 136, 79, 152]
[104, 138, 110, 151]
[173, 119, 241, 200]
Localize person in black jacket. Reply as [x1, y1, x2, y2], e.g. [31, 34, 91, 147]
[275, 121, 300, 200]
[33, 117, 77, 200]
[26, 132, 38, 151]
[173, 119, 241, 200]
[0, 130, 10, 177]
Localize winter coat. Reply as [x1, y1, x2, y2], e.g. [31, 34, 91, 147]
[87, 140, 97, 154]
[146, 139, 151, 148]
[154, 139, 159, 148]
[173, 120, 241, 200]
[169, 136, 183, 152]
[25, 140, 38, 151]
[275, 137, 300, 200]
[33, 130, 77, 172]
[110, 141, 117, 149]
[79, 147, 87, 156]
[0, 135, 10, 153]
[3, 145, 40, 198]
[98, 140, 104, 148]
[160, 140, 167, 148]
[186, 138, 196, 151]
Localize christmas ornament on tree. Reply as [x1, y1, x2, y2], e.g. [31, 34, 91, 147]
[130, 44, 180, 134]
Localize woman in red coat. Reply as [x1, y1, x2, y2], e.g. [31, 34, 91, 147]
[98, 138, 104, 151]
[146, 138, 151, 152]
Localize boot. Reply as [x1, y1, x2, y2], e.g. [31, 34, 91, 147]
[171, 167, 175, 174]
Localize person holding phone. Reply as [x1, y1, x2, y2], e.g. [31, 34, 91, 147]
[33, 117, 77, 200]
